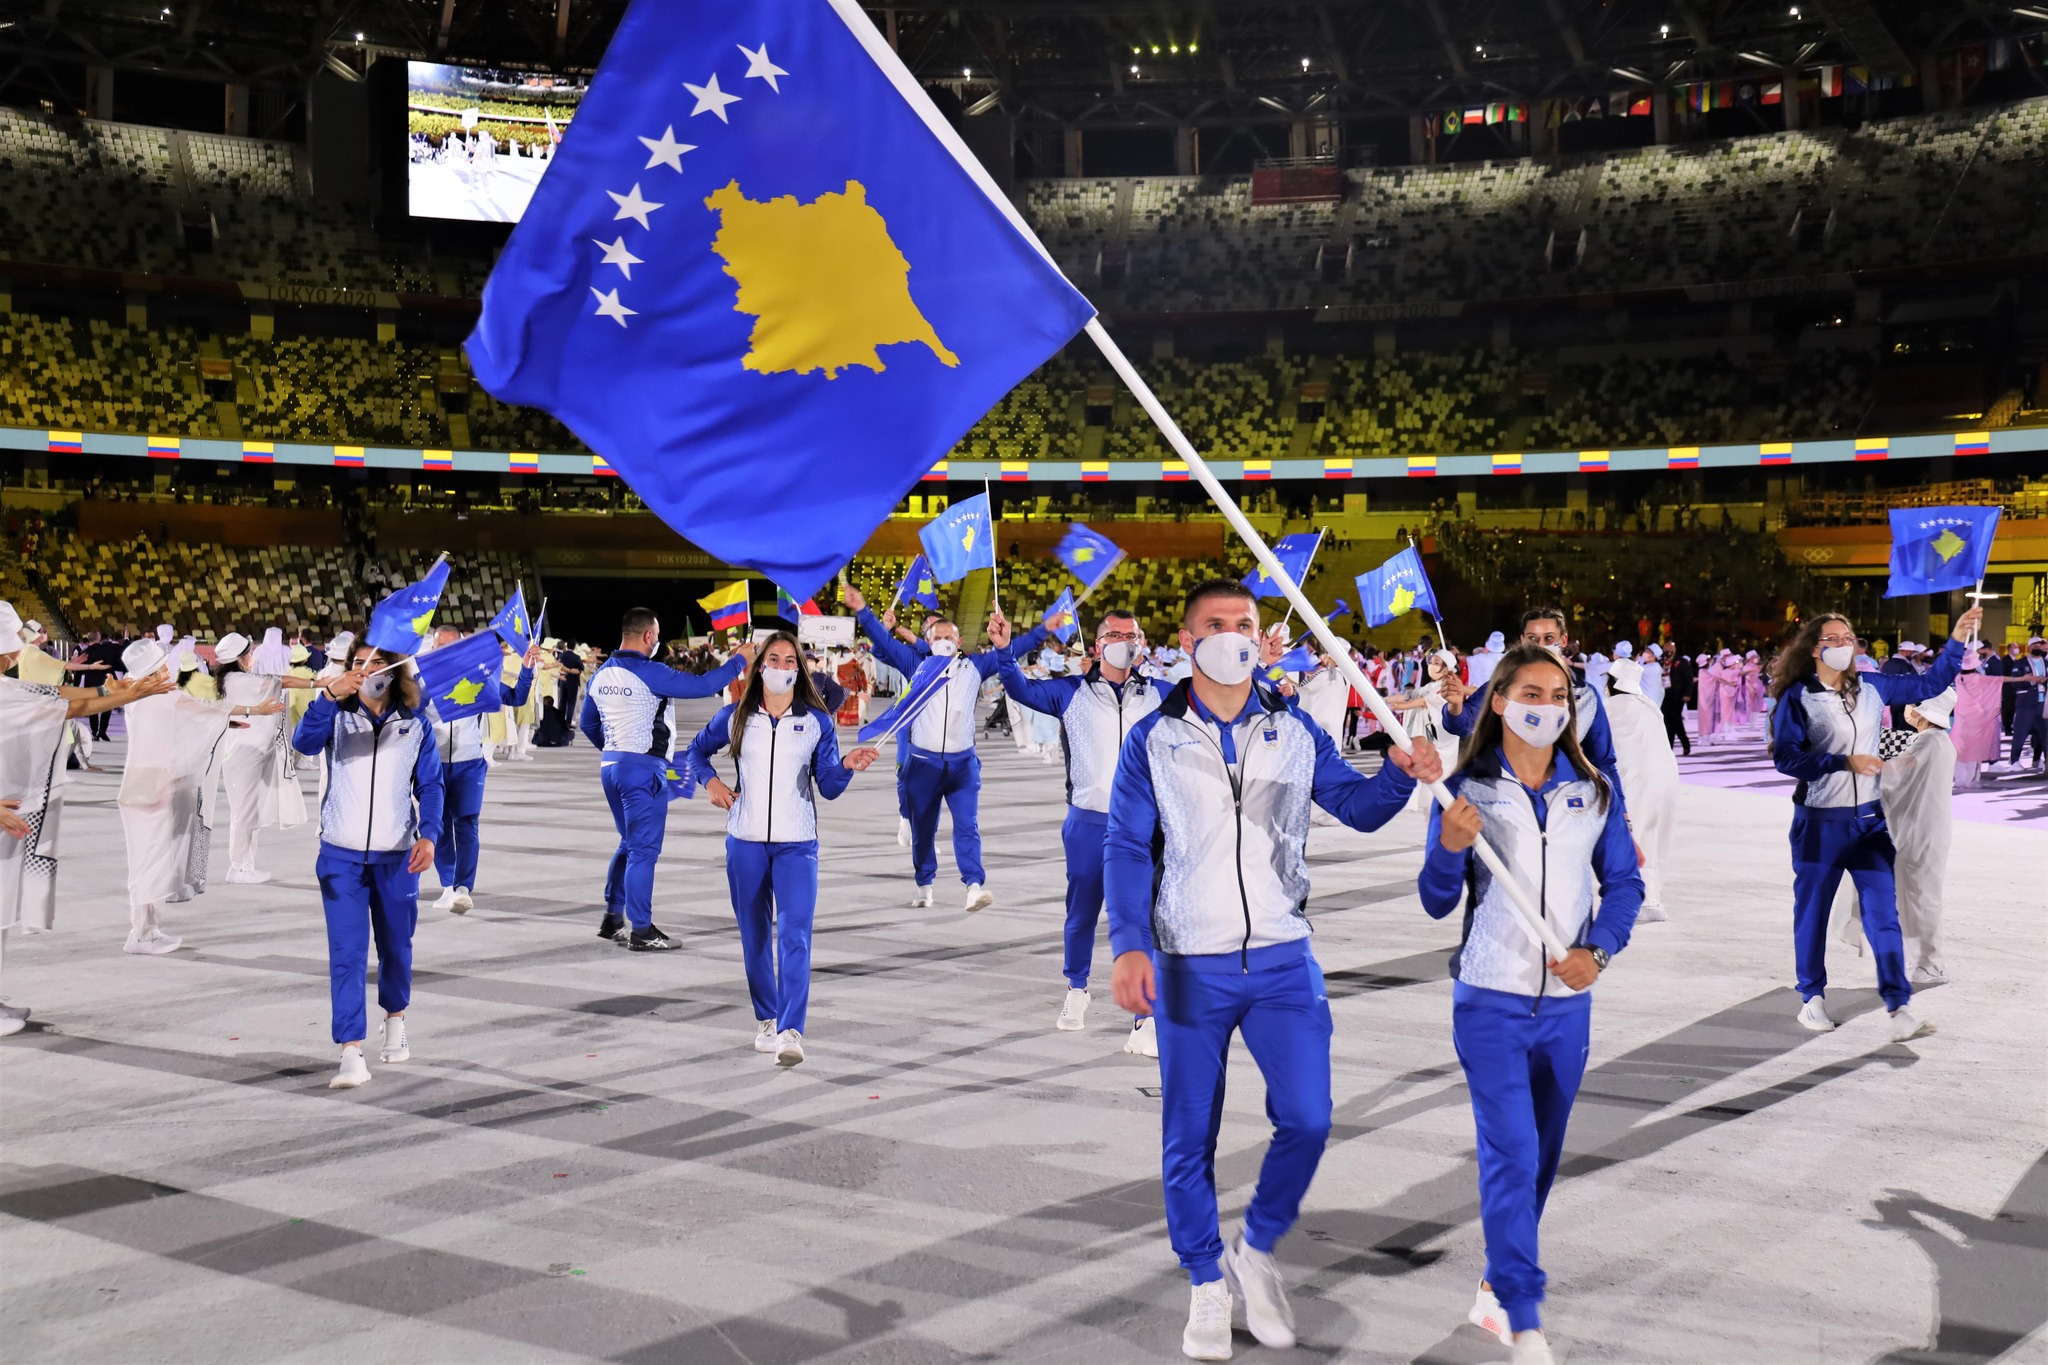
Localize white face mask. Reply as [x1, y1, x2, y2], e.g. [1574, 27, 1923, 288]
[1100, 640, 1141, 670]
[1820, 644, 1855, 672]
[1192, 632, 1257, 686]
[1502, 701, 1570, 747]
[927, 636, 958, 657]
[761, 667, 797, 695]
[360, 672, 393, 702]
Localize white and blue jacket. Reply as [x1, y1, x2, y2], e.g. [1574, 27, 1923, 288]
[683, 699, 853, 843]
[1104, 680, 1416, 963]
[1419, 747, 1641, 1000]
[858, 609, 1006, 757]
[430, 664, 534, 766]
[996, 654, 1163, 814]
[1771, 639, 1962, 810]
[579, 649, 745, 761]
[292, 692, 444, 863]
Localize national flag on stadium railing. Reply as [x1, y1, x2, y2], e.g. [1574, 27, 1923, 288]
[1884, 506, 2001, 598]
[895, 553, 941, 611]
[699, 581, 752, 632]
[1355, 546, 1441, 628]
[365, 555, 450, 655]
[466, 0, 1095, 601]
[857, 654, 956, 746]
[775, 587, 823, 622]
[920, 492, 996, 583]
[415, 630, 507, 722]
[1042, 588, 1079, 644]
[1241, 533, 1319, 599]
[1055, 523, 1124, 591]
[489, 585, 532, 655]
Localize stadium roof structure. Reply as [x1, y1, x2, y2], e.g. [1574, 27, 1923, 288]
[1, 0, 2039, 135]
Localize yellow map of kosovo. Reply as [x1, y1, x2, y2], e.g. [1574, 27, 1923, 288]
[705, 180, 960, 380]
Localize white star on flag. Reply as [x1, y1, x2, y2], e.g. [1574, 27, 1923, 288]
[606, 182, 663, 229]
[738, 43, 788, 92]
[637, 125, 695, 172]
[684, 72, 742, 122]
[592, 236, 643, 279]
[590, 287, 637, 327]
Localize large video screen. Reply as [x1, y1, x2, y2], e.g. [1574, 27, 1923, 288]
[407, 62, 589, 223]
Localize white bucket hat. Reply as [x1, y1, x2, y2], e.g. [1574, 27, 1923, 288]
[1910, 688, 1957, 730]
[215, 631, 252, 665]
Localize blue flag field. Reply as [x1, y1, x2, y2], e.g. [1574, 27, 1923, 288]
[1884, 506, 2001, 597]
[467, 0, 1094, 599]
[1355, 546, 1442, 628]
[920, 493, 996, 584]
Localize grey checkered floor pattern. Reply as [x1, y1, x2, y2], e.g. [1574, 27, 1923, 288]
[3, 699, 2043, 1363]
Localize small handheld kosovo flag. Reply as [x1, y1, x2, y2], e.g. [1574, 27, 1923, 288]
[1042, 588, 1079, 644]
[857, 654, 956, 745]
[416, 631, 506, 722]
[1241, 533, 1320, 599]
[920, 492, 996, 584]
[1356, 546, 1441, 628]
[466, 0, 1095, 601]
[489, 585, 531, 655]
[365, 556, 450, 656]
[896, 553, 941, 611]
[1055, 524, 1123, 590]
[1329, 597, 1352, 621]
[1884, 506, 2001, 597]
[1275, 643, 1318, 674]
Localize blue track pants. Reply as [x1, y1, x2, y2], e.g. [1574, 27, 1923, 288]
[1790, 803, 1910, 1011]
[903, 746, 982, 887]
[1156, 944, 1332, 1283]
[1451, 985, 1591, 1336]
[433, 758, 487, 890]
[315, 846, 419, 1045]
[601, 757, 668, 930]
[726, 837, 819, 1034]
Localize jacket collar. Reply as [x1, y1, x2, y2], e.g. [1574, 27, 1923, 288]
[1159, 677, 1286, 723]
[1469, 743, 1582, 793]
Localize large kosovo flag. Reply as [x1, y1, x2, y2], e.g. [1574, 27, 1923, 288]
[365, 556, 451, 656]
[1884, 506, 2001, 597]
[467, 0, 1096, 600]
[416, 631, 508, 722]
[1355, 546, 1441, 628]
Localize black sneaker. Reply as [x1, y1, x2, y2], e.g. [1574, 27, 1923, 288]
[597, 912, 624, 941]
[626, 924, 680, 952]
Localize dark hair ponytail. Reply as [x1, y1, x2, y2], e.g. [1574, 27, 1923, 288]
[1455, 643, 1612, 812]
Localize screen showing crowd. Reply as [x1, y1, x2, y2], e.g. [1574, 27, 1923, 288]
[406, 62, 589, 223]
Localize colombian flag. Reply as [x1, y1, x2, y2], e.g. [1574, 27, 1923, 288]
[1000, 461, 1029, 482]
[242, 441, 274, 464]
[923, 460, 949, 482]
[509, 452, 540, 474]
[1407, 455, 1437, 477]
[592, 452, 619, 477]
[1855, 437, 1889, 462]
[1242, 459, 1272, 481]
[147, 436, 180, 460]
[334, 446, 365, 468]
[1081, 461, 1109, 482]
[1492, 452, 1522, 475]
[1667, 446, 1699, 469]
[1954, 432, 1990, 457]
[422, 449, 454, 471]
[699, 580, 752, 633]
[1322, 458, 1353, 479]
[1760, 442, 1793, 466]
[1162, 461, 1189, 482]
[1579, 450, 1610, 472]
[47, 431, 83, 454]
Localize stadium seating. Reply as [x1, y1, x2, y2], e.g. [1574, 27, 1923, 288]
[0, 313, 219, 437]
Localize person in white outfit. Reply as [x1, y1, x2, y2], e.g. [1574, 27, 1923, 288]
[116, 638, 285, 954]
[1882, 688, 1958, 987]
[212, 632, 314, 884]
[1465, 630, 1508, 691]
[1603, 657, 1681, 922]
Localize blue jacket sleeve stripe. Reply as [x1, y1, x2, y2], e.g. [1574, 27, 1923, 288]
[1103, 716, 1163, 958]
[812, 715, 855, 801]
[995, 653, 1081, 717]
[858, 608, 923, 679]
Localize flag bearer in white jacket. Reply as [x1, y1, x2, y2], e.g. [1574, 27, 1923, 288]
[1418, 644, 1644, 1365]
[1105, 578, 1441, 1361]
[683, 633, 879, 1068]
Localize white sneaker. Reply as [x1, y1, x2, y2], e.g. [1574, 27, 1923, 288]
[1182, 1278, 1234, 1361]
[431, 886, 458, 911]
[1221, 1234, 1295, 1349]
[909, 884, 934, 908]
[330, 1045, 371, 1089]
[1636, 902, 1669, 923]
[380, 1016, 410, 1063]
[963, 883, 994, 913]
[1056, 988, 1089, 1031]
[0, 1017, 24, 1039]
[1468, 1283, 1513, 1345]
[224, 867, 271, 885]
[1510, 1330, 1556, 1365]
[1796, 997, 1835, 1032]
[1910, 965, 1948, 988]
[776, 1029, 805, 1067]
[0, 1003, 29, 1023]
[753, 1019, 779, 1052]
[123, 929, 182, 955]
[897, 817, 911, 848]
[1889, 1009, 1935, 1042]
[451, 887, 473, 915]
[1124, 1017, 1159, 1058]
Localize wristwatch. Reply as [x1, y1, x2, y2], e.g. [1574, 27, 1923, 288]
[1587, 946, 1610, 972]
[95, 682, 109, 698]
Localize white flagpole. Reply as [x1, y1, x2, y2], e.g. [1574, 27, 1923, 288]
[1410, 534, 1452, 655]
[1075, 548, 1126, 608]
[1085, 317, 1567, 960]
[982, 477, 1002, 622]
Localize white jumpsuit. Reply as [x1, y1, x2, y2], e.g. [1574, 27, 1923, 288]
[1881, 727, 1956, 979]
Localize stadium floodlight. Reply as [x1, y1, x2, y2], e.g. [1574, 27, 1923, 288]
[962, 66, 972, 77]
[1660, 23, 1671, 34]
[1131, 64, 1140, 75]
[1301, 56, 1311, 69]
[355, 31, 365, 41]
[1189, 43, 1198, 53]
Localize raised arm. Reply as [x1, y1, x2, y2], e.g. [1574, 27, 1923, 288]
[856, 607, 923, 678]
[648, 654, 747, 700]
[1866, 637, 1964, 707]
[994, 651, 1081, 716]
